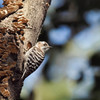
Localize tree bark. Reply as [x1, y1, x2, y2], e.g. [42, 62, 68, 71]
[0, 0, 51, 100]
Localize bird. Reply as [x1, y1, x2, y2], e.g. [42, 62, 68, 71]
[21, 41, 51, 81]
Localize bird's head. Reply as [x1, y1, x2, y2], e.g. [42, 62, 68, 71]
[35, 41, 51, 53]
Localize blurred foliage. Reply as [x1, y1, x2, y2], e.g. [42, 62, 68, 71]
[34, 80, 75, 100]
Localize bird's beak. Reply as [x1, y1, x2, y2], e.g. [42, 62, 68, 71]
[47, 46, 52, 48]
[49, 46, 52, 48]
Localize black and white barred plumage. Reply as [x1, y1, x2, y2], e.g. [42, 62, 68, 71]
[21, 41, 51, 80]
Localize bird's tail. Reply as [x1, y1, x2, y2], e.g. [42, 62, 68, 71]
[20, 69, 27, 81]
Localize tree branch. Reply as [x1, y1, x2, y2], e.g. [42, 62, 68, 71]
[0, 0, 51, 100]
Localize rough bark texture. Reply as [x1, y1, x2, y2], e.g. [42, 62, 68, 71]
[0, 0, 51, 100]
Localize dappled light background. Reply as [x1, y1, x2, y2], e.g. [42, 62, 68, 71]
[1, 0, 100, 100]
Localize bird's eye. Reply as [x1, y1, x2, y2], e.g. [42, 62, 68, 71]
[44, 43, 47, 46]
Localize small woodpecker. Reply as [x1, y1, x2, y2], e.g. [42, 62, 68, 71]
[21, 41, 51, 80]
